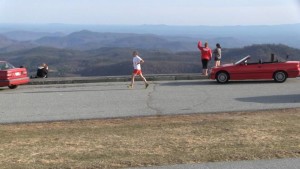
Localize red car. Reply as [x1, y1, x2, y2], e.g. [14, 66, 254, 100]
[0, 61, 30, 89]
[210, 55, 300, 83]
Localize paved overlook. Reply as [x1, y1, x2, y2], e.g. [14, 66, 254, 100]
[0, 78, 300, 124]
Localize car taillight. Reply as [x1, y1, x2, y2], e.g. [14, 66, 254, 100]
[7, 72, 12, 77]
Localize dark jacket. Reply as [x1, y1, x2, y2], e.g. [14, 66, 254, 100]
[36, 66, 48, 78]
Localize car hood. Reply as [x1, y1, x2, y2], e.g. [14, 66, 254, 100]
[221, 63, 234, 67]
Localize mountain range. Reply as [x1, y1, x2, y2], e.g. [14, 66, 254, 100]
[0, 44, 299, 77]
[0, 30, 249, 53]
[1, 23, 300, 48]
[0, 24, 299, 77]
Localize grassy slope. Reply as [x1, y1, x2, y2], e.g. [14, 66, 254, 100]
[0, 108, 299, 169]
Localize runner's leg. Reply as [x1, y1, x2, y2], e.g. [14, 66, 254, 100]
[139, 73, 149, 88]
[129, 73, 136, 88]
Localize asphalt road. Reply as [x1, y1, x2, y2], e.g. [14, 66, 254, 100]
[0, 78, 300, 123]
[128, 158, 300, 169]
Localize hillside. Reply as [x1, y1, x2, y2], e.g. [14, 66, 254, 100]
[0, 44, 299, 77]
[35, 30, 195, 51]
[0, 35, 16, 48]
[1, 24, 300, 49]
[1, 23, 300, 53]
[3, 31, 65, 41]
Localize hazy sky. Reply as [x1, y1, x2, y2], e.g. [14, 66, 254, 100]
[1, 0, 300, 26]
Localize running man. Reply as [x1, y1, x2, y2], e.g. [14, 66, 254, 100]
[128, 51, 149, 89]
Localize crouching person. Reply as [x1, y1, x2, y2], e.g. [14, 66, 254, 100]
[36, 63, 48, 78]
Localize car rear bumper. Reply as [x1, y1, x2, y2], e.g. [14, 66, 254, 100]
[287, 69, 300, 78]
[0, 77, 30, 87]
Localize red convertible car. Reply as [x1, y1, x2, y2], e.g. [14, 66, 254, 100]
[210, 55, 300, 83]
[0, 61, 29, 89]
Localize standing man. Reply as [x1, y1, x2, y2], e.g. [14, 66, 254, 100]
[128, 51, 149, 89]
[198, 41, 212, 76]
[213, 43, 222, 67]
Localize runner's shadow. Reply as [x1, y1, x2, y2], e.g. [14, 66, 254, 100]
[236, 94, 300, 103]
[159, 80, 216, 86]
[22, 88, 130, 94]
[228, 80, 274, 84]
[159, 80, 277, 86]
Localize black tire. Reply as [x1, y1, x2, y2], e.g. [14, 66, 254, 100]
[8, 85, 18, 89]
[216, 71, 229, 84]
[273, 71, 287, 83]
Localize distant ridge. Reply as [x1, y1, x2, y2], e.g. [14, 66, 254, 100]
[34, 30, 196, 51]
[0, 44, 298, 77]
[0, 24, 299, 77]
[1, 23, 299, 49]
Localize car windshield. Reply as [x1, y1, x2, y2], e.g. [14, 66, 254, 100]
[0, 62, 15, 70]
[234, 55, 251, 65]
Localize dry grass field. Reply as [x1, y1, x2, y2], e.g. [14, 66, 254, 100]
[0, 108, 299, 169]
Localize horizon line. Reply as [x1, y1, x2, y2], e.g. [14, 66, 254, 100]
[0, 22, 300, 27]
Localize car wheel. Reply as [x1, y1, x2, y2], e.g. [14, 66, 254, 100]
[216, 71, 229, 84]
[8, 85, 18, 89]
[273, 71, 287, 83]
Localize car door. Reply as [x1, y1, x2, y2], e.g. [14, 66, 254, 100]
[231, 62, 266, 80]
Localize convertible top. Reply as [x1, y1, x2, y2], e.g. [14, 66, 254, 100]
[234, 55, 250, 65]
